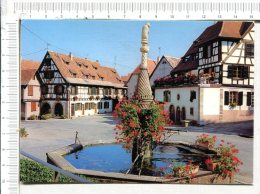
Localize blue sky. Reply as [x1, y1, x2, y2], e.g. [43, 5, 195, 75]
[21, 20, 214, 76]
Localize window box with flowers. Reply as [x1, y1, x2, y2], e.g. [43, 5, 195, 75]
[195, 134, 217, 149]
[165, 160, 199, 182]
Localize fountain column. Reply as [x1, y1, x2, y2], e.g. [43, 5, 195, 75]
[132, 23, 154, 163]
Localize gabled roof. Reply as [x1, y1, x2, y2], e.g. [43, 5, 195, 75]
[164, 56, 181, 68]
[149, 55, 180, 79]
[121, 73, 131, 84]
[127, 59, 157, 84]
[47, 51, 125, 88]
[172, 21, 254, 74]
[21, 60, 41, 85]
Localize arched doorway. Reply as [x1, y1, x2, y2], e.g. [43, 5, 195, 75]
[176, 107, 181, 125]
[54, 103, 63, 116]
[181, 107, 186, 120]
[40, 102, 51, 115]
[169, 105, 175, 123]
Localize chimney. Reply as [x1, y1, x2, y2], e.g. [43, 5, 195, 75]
[69, 52, 73, 60]
[157, 56, 161, 63]
[96, 59, 99, 63]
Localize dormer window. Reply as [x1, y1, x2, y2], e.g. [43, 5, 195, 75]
[69, 70, 77, 78]
[63, 59, 70, 65]
[92, 65, 98, 70]
[92, 76, 95, 79]
[76, 62, 82, 67]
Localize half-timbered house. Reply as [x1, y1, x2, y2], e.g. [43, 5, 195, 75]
[21, 60, 41, 120]
[154, 21, 254, 124]
[37, 51, 126, 118]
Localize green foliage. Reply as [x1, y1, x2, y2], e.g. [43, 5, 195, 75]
[113, 97, 172, 149]
[20, 158, 77, 183]
[20, 128, 28, 138]
[41, 113, 53, 120]
[60, 115, 67, 119]
[28, 114, 37, 120]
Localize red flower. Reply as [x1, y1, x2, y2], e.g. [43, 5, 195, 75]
[205, 158, 213, 165]
[231, 149, 239, 153]
[185, 165, 191, 170]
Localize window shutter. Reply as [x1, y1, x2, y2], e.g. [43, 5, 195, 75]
[227, 66, 233, 78]
[243, 66, 249, 79]
[238, 92, 243, 106]
[75, 86, 78, 95]
[28, 85, 33, 96]
[247, 92, 252, 106]
[31, 102, 36, 112]
[224, 91, 229, 105]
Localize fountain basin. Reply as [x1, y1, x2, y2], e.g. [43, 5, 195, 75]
[46, 142, 233, 184]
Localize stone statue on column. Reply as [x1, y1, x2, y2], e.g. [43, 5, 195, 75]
[135, 23, 154, 109]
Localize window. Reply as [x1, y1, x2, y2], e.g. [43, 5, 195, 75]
[28, 85, 33, 96]
[76, 62, 82, 67]
[227, 65, 249, 79]
[54, 85, 64, 95]
[44, 71, 54, 79]
[207, 45, 211, 58]
[163, 90, 171, 102]
[41, 85, 48, 95]
[190, 91, 196, 102]
[91, 87, 99, 95]
[245, 43, 254, 57]
[75, 103, 82, 111]
[31, 102, 36, 112]
[71, 86, 78, 95]
[190, 107, 194, 116]
[203, 46, 208, 58]
[63, 59, 70, 65]
[224, 91, 243, 106]
[247, 92, 254, 107]
[104, 102, 109, 109]
[97, 102, 103, 109]
[90, 103, 96, 109]
[85, 103, 89, 110]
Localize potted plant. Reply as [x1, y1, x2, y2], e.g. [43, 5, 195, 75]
[195, 134, 217, 149]
[214, 142, 243, 178]
[229, 102, 237, 109]
[205, 158, 219, 171]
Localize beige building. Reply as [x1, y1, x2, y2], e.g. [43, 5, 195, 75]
[21, 60, 41, 120]
[155, 21, 254, 124]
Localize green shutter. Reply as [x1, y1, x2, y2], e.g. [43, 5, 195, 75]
[247, 92, 252, 106]
[243, 66, 249, 79]
[238, 92, 243, 106]
[224, 91, 229, 105]
[227, 66, 233, 78]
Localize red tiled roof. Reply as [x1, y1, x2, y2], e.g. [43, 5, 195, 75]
[47, 51, 124, 87]
[172, 21, 254, 73]
[121, 73, 131, 84]
[132, 59, 157, 76]
[21, 60, 40, 85]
